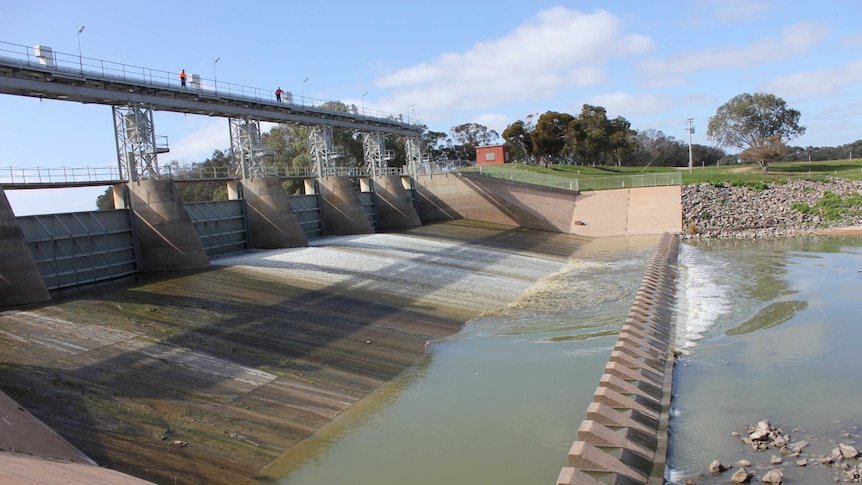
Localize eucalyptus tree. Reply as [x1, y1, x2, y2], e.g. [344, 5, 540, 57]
[531, 111, 574, 167]
[502, 120, 533, 164]
[449, 123, 500, 161]
[707, 92, 805, 173]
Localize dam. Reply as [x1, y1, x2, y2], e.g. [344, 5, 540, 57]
[1, 172, 682, 484]
[1, 38, 684, 484]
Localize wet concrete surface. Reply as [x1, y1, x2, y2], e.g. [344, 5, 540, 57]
[0, 220, 591, 485]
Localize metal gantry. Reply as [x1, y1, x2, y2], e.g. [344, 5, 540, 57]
[113, 104, 169, 182]
[361, 132, 394, 177]
[229, 117, 269, 179]
[309, 125, 340, 177]
[405, 136, 423, 177]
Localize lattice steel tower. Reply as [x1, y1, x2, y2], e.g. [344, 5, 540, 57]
[113, 104, 169, 182]
[229, 117, 269, 179]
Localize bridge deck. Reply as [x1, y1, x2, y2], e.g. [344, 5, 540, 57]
[0, 40, 421, 137]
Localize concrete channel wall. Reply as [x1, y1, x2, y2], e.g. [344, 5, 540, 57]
[413, 172, 681, 237]
[557, 232, 679, 485]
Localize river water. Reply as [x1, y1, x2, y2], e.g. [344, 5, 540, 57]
[253, 234, 862, 485]
[668, 236, 862, 484]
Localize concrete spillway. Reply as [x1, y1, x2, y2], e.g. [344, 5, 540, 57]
[557, 232, 679, 485]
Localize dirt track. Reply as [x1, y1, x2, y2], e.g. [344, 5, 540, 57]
[0, 221, 590, 485]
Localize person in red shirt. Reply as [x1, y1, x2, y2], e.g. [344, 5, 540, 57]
[180, 69, 187, 88]
[275, 87, 283, 102]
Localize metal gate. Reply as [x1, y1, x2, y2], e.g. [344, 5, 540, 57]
[358, 191, 377, 230]
[17, 209, 138, 292]
[185, 200, 247, 257]
[288, 194, 323, 239]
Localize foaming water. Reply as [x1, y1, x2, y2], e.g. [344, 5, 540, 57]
[254, 237, 654, 485]
[674, 244, 734, 351]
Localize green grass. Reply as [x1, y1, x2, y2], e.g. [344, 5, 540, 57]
[459, 159, 862, 189]
[790, 191, 862, 221]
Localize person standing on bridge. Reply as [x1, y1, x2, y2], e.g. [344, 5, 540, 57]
[275, 87, 283, 102]
[180, 69, 187, 88]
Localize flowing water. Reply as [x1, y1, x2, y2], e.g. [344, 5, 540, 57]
[253, 235, 661, 485]
[251, 233, 862, 485]
[668, 236, 862, 484]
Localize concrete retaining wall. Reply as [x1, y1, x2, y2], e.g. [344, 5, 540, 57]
[414, 173, 681, 236]
[557, 232, 679, 485]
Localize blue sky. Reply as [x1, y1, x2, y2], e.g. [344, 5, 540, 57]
[2, 0, 861, 215]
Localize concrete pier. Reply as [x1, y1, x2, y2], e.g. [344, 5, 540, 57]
[128, 179, 210, 272]
[318, 176, 374, 235]
[557, 232, 679, 485]
[241, 177, 308, 248]
[0, 186, 50, 306]
[372, 175, 421, 230]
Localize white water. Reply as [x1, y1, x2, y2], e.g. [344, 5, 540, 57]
[674, 244, 734, 352]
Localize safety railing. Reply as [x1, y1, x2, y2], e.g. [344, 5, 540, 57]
[1, 164, 411, 187]
[0, 166, 122, 186]
[465, 165, 682, 192]
[0, 40, 420, 126]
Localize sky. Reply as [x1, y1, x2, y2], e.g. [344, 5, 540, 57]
[1, 0, 861, 215]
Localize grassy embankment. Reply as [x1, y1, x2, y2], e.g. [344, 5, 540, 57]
[461, 159, 862, 187]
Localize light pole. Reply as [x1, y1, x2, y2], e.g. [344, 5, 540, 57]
[213, 57, 220, 94]
[362, 92, 368, 115]
[302, 77, 309, 105]
[408, 104, 415, 124]
[686, 118, 695, 173]
[77, 25, 85, 73]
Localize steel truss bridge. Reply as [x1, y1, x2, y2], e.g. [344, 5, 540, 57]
[0, 40, 424, 183]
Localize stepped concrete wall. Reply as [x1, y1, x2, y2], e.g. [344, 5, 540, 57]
[557, 232, 679, 485]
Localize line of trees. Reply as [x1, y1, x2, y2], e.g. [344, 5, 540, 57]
[97, 92, 856, 209]
[499, 104, 727, 168]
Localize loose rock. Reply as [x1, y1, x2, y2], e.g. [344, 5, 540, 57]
[762, 468, 783, 484]
[731, 467, 752, 483]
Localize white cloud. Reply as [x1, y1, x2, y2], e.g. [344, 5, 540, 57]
[167, 120, 230, 164]
[583, 92, 670, 116]
[468, 113, 512, 137]
[760, 60, 862, 98]
[692, 0, 772, 24]
[373, 7, 652, 121]
[640, 21, 829, 77]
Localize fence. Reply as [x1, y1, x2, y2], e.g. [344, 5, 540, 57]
[467, 165, 681, 192]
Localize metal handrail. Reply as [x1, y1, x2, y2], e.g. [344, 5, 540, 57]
[1, 165, 122, 185]
[1, 164, 413, 186]
[0, 40, 420, 126]
[468, 165, 682, 192]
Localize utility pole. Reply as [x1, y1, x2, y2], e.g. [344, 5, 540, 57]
[686, 118, 695, 173]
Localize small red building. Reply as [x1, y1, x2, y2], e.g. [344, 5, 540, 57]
[475, 144, 510, 165]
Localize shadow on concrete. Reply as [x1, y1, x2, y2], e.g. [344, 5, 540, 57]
[0, 219, 594, 485]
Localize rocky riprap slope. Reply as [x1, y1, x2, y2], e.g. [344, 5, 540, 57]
[682, 178, 862, 239]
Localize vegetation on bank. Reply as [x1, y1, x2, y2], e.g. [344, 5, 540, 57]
[461, 158, 862, 187]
